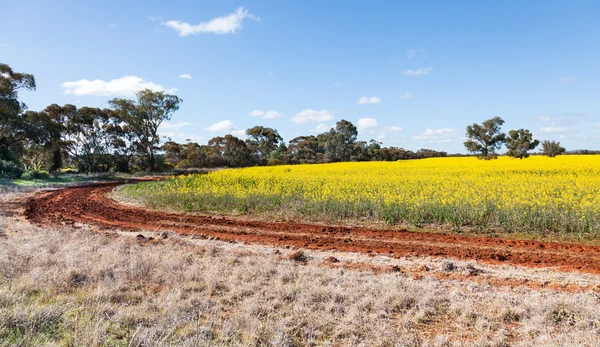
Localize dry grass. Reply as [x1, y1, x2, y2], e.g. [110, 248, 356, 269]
[2, 195, 600, 346]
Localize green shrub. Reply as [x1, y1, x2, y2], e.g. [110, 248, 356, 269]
[0, 160, 24, 179]
[21, 170, 50, 180]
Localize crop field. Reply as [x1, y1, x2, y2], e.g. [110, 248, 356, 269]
[116, 156, 600, 235]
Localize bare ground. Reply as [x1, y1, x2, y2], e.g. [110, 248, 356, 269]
[2, 186, 600, 345]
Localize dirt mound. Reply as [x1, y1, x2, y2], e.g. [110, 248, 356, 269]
[24, 182, 600, 275]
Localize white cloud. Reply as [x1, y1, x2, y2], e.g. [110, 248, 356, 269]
[333, 82, 344, 87]
[560, 76, 576, 84]
[61, 76, 176, 97]
[539, 126, 573, 134]
[250, 110, 283, 119]
[412, 128, 459, 143]
[179, 73, 192, 79]
[357, 118, 378, 130]
[401, 67, 433, 76]
[310, 123, 331, 133]
[148, 16, 163, 21]
[163, 7, 259, 36]
[536, 115, 552, 122]
[109, 24, 117, 29]
[291, 109, 334, 124]
[159, 122, 203, 142]
[159, 121, 191, 131]
[400, 92, 415, 99]
[377, 126, 403, 140]
[205, 120, 236, 132]
[357, 96, 381, 104]
[407, 49, 426, 58]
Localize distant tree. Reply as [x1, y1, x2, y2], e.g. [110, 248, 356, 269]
[109, 89, 182, 171]
[269, 142, 289, 163]
[207, 134, 253, 167]
[245, 126, 283, 163]
[0, 63, 36, 162]
[63, 106, 113, 173]
[325, 120, 358, 162]
[541, 140, 566, 157]
[288, 135, 322, 163]
[505, 129, 539, 159]
[464, 117, 506, 160]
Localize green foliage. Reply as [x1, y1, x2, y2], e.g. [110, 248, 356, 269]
[0, 159, 24, 178]
[245, 126, 283, 164]
[505, 129, 539, 159]
[21, 170, 50, 180]
[109, 89, 182, 171]
[0, 63, 36, 162]
[541, 140, 566, 157]
[464, 117, 506, 160]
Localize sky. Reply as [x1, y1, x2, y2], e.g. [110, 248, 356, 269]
[1, 0, 599, 153]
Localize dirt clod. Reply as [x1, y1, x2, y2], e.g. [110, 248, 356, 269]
[324, 256, 340, 263]
[288, 250, 308, 263]
[442, 262, 456, 272]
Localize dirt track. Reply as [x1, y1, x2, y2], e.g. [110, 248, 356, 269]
[24, 182, 600, 275]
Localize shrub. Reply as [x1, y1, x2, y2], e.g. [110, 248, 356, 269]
[0, 160, 24, 179]
[21, 170, 50, 180]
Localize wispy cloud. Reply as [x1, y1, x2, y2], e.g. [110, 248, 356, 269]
[400, 92, 415, 100]
[148, 16, 163, 21]
[179, 73, 192, 79]
[560, 76, 576, 84]
[163, 7, 259, 36]
[407, 49, 427, 58]
[401, 67, 433, 76]
[61, 76, 176, 97]
[250, 110, 283, 119]
[291, 109, 334, 124]
[109, 23, 118, 29]
[412, 128, 459, 143]
[159, 122, 203, 142]
[357, 96, 381, 104]
[539, 126, 574, 134]
[356, 117, 402, 139]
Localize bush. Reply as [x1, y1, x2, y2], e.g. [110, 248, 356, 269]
[267, 159, 284, 166]
[21, 170, 50, 180]
[0, 160, 24, 179]
[58, 168, 78, 175]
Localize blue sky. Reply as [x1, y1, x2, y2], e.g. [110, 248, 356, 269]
[1, 0, 599, 152]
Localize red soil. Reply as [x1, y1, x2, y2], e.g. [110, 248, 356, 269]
[24, 182, 600, 275]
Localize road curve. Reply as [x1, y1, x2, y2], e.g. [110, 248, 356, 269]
[24, 182, 600, 275]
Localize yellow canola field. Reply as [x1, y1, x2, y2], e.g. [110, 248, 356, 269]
[123, 156, 600, 233]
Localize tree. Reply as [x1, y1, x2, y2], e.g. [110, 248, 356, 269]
[0, 63, 36, 162]
[109, 89, 182, 171]
[287, 135, 323, 163]
[324, 120, 358, 162]
[505, 129, 539, 159]
[63, 106, 113, 173]
[541, 140, 566, 157]
[464, 117, 506, 159]
[245, 126, 283, 163]
[207, 135, 253, 167]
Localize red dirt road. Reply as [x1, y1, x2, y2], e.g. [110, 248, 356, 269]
[24, 182, 600, 275]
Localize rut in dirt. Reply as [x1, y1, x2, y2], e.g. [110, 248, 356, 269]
[24, 182, 600, 275]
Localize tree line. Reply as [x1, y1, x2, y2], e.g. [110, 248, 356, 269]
[1, 63, 569, 178]
[464, 116, 566, 159]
